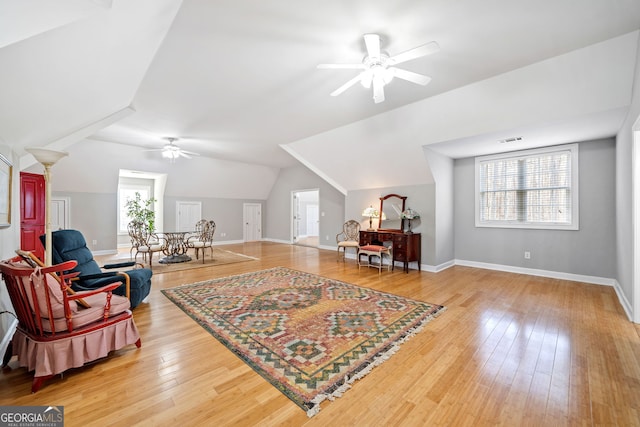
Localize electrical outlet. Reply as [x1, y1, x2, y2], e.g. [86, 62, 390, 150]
[524, 251, 531, 259]
[326, 235, 329, 240]
[92, 240, 97, 245]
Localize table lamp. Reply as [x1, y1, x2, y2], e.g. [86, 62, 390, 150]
[362, 205, 379, 231]
[401, 208, 420, 234]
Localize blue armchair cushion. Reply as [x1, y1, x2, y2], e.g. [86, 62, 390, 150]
[40, 230, 152, 309]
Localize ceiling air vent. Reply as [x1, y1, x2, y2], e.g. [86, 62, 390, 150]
[498, 136, 523, 144]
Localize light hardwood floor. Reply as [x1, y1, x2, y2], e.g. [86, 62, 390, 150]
[2, 242, 639, 426]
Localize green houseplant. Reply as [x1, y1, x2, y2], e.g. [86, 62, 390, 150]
[125, 192, 156, 232]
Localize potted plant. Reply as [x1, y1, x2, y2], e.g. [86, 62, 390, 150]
[125, 192, 156, 232]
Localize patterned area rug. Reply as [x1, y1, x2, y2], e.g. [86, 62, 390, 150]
[162, 267, 445, 417]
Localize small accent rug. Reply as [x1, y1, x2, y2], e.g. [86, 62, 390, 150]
[96, 248, 257, 274]
[162, 266, 445, 416]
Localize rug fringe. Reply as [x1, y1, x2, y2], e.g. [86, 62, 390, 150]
[305, 305, 446, 417]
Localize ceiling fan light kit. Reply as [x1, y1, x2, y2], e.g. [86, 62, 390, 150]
[145, 137, 200, 162]
[318, 33, 439, 104]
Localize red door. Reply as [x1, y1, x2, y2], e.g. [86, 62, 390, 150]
[20, 172, 45, 261]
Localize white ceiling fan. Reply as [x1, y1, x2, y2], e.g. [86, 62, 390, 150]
[145, 137, 199, 162]
[318, 34, 439, 103]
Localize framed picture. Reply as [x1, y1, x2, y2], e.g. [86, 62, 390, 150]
[0, 153, 12, 227]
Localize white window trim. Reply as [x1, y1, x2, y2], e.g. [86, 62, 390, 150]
[117, 184, 153, 234]
[474, 143, 579, 230]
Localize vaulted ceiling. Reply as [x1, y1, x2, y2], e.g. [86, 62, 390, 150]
[1, 0, 639, 194]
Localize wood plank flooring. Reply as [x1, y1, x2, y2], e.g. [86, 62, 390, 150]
[2, 242, 639, 426]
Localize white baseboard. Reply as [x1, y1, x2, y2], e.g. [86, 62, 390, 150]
[420, 259, 456, 273]
[454, 259, 616, 286]
[262, 238, 292, 245]
[317, 244, 335, 251]
[93, 249, 118, 256]
[613, 280, 633, 321]
[213, 240, 244, 245]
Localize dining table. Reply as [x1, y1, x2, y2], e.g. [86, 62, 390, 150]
[158, 230, 194, 264]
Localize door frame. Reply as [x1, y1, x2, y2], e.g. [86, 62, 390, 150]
[291, 188, 319, 245]
[633, 126, 640, 323]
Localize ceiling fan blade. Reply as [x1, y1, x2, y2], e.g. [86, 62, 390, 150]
[317, 63, 365, 70]
[388, 41, 440, 65]
[392, 68, 432, 85]
[372, 78, 385, 103]
[179, 152, 192, 159]
[181, 150, 200, 156]
[364, 33, 381, 59]
[360, 69, 373, 89]
[330, 72, 364, 97]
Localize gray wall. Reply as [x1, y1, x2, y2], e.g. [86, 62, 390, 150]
[265, 164, 344, 245]
[164, 196, 264, 242]
[53, 191, 265, 250]
[54, 191, 118, 251]
[454, 138, 616, 279]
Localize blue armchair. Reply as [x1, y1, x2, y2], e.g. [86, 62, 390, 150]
[40, 230, 152, 309]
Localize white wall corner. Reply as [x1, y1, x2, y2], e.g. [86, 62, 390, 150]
[613, 280, 634, 322]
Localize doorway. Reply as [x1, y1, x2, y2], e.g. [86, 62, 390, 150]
[292, 189, 319, 247]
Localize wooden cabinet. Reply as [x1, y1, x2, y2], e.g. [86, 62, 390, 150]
[359, 230, 421, 273]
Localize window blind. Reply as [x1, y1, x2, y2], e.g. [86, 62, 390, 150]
[476, 145, 577, 229]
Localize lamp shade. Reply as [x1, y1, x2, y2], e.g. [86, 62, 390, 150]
[26, 148, 68, 165]
[362, 206, 378, 218]
[401, 208, 420, 219]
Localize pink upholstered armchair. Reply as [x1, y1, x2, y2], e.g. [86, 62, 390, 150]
[0, 256, 141, 392]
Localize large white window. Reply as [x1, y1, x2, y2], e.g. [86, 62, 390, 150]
[475, 144, 579, 230]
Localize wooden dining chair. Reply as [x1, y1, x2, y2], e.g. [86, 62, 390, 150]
[336, 220, 360, 261]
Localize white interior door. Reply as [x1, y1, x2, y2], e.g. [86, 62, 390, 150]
[307, 204, 319, 236]
[243, 203, 262, 241]
[176, 201, 201, 231]
[50, 197, 70, 231]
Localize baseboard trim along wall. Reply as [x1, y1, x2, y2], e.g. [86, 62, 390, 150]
[454, 259, 616, 286]
[262, 238, 292, 245]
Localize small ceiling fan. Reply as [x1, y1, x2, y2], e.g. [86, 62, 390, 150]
[145, 137, 199, 162]
[318, 34, 439, 103]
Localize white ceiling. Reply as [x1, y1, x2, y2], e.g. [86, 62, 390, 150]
[1, 0, 639, 187]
